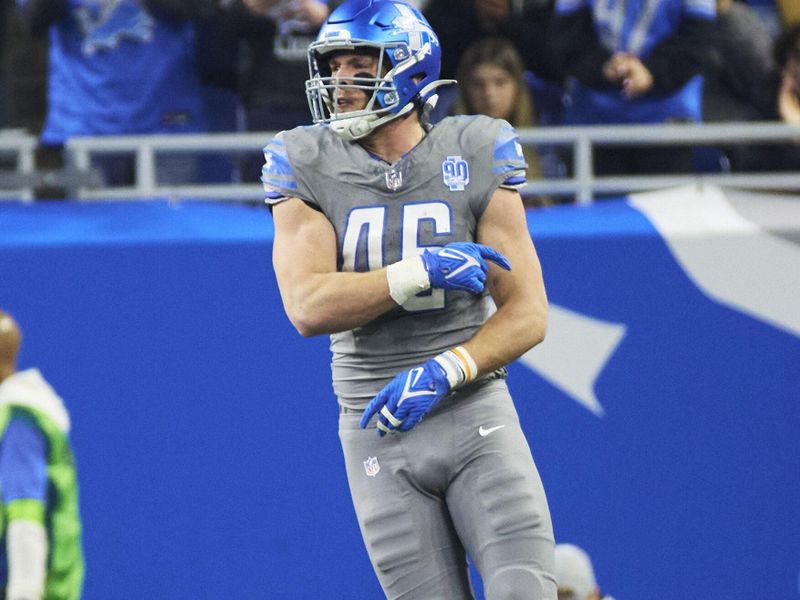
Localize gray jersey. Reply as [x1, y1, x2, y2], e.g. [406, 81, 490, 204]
[263, 115, 527, 406]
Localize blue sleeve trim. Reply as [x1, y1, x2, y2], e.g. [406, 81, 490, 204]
[493, 122, 527, 177]
[261, 135, 299, 197]
[0, 417, 49, 503]
[503, 175, 527, 187]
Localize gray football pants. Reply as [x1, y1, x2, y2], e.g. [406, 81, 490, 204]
[338, 379, 556, 600]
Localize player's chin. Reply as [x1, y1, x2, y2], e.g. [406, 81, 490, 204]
[334, 97, 368, 114]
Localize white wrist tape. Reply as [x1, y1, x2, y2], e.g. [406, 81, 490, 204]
[386, 255, 431, 306]
[433, 345, 479, 390]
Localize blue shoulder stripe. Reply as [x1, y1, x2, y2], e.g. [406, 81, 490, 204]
[493, 122, 527, 186]
[261, 134, 298, 199]
[502, 175, 526, 187]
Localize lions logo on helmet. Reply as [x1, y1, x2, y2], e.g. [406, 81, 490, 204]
[390, 11, 436, 51]
[305, 0, 454, 140]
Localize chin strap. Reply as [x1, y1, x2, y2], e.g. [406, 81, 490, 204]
[331, 79, 458, 141]
[331, 102, 416, 140]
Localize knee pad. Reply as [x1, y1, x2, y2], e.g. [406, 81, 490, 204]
[484, 566, 556, 600]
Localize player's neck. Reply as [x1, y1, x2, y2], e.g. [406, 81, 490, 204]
[359, 112, 426, 164]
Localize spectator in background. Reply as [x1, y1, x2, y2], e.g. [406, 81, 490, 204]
[703, 0, 776, 123]
[715, 22, 800, 172]
[453, 36, 553, 206]
[555, 543, 615, 600]
[551, 0, 716, 177]
[0, 310, 84, 600]
[1, 0, 11, 127]
[776, 23, 800, 125]
[778, 0, 799, 26]
[194, 1, 246, 183]
[761, 23, 800, 171]
[238, 0, 335, 132]
[195, 2, 241, 136]
[235, 0, 340, 180]
[701, 0, 777, 171]
[2, 1, 49, 141]
[425, 0, 561, 84]
[17, 0, 212, 186]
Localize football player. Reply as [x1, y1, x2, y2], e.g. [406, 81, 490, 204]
[263, 1, 556, 597]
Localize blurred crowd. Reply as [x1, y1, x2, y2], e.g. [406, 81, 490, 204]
[1, 0, 799, 200]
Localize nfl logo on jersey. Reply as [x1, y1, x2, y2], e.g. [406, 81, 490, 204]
[363, 456, 380, 477]
[442, 156, 469, 191]
[385, 170, 403, 191]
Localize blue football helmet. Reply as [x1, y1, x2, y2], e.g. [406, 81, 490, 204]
[306, 0, 454, 140]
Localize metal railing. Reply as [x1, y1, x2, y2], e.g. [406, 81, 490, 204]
[66, 132, 270, 202]
[0, 129, 37, 201]
[40, 121, 800, 203]
[518, 121, 800, 203]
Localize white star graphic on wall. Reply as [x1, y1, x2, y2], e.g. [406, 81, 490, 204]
[517, 304, 626, 417]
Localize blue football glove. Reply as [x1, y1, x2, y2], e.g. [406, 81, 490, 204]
[360, 359, 451, 436]
[421, 242, 511, 294]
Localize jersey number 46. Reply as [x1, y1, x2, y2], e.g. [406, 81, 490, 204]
[342, 201, 453, 312]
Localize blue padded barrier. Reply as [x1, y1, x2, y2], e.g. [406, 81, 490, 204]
[0, 193, 798, 599]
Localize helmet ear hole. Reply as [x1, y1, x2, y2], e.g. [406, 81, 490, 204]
[392, 46, 410, 62]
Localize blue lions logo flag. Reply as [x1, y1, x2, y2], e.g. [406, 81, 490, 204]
[76, 0, 154, 56]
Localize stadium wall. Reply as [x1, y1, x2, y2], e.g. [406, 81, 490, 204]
[0, 185, 797, 599]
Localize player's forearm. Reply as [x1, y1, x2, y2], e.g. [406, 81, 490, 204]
[278, 240, 439, 336]
[469, 186, 548, 375]
[273, 199, 430, 335]
[465, 294, 547, 376]
[281, 269, 398, 336]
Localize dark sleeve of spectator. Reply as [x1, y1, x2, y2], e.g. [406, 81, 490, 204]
[18, 0, 68, 36]
[498, 3, 563, 82]
[549, 6, 615, 89]
[643, 15, 716, 94]
[754, 70, 783, 119]
[143, 0, 216, 22]
[221, 0, 279, 36]
[424, 0, 485, 79]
